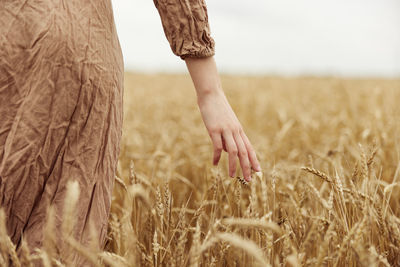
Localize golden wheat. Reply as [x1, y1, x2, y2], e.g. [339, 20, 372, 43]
[0, 73, 399, 266]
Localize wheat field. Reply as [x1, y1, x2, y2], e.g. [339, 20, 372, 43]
[1, 73, 400, 266]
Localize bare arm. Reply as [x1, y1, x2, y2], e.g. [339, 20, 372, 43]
[152, 0, 259, 180]
[185, 56, 261, 181]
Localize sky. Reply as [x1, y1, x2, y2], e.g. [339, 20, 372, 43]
[111, 0, 400, 77]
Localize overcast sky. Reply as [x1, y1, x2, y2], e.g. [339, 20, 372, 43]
[111, 0, 400, 77]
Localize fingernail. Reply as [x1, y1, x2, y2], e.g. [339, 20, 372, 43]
[255, 165, 261, 172]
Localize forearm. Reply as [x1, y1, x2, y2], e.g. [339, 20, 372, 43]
[184, 55, 261, 180]
[185, 56, 224, 101]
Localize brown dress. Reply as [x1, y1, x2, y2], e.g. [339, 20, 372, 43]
[0, 0, 214, 265]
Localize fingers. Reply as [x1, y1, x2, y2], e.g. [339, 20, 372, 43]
[233, 132, 252, 181]
[240, 131, 261, 172]
[210, 132, 223, 165]
[222, 131, 238, 178]
[210, 127, 261, 182]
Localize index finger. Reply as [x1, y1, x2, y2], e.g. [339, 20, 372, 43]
[210, 132, 223, 166]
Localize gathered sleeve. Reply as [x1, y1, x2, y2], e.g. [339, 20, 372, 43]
[153, 0, 215, 60]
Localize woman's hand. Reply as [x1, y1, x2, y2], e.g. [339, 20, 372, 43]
[185, 56, 261, 181]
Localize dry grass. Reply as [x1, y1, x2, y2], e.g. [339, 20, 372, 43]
[1, 73, 400, 266]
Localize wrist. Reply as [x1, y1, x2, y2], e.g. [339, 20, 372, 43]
[196, 84, 224, 104]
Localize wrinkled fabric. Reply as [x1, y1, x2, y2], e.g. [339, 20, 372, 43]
[0, 1, 124, 265]
[0, 0, 214, 265]
[154, 0, 215, 59]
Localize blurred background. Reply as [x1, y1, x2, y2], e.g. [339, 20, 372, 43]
[111, 0, 400, 77]
[108, 2, 400, 265]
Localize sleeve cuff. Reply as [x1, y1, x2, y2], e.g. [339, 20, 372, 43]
[179, 46, 215, 60]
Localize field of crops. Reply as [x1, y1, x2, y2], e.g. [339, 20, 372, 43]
[2, 73, 400, 266]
